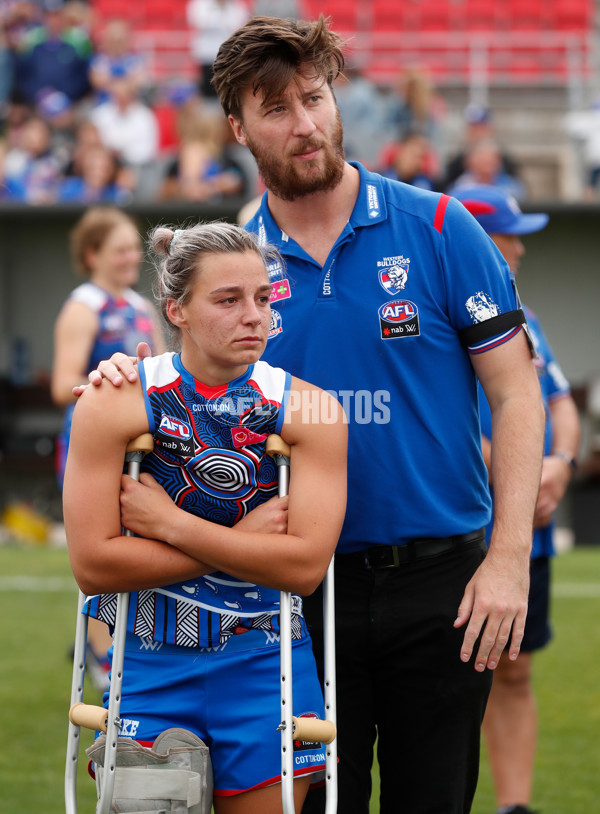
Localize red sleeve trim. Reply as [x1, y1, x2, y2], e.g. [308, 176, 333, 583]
[433, 193, 450, 233]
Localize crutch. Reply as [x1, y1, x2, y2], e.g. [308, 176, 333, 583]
[266, 435, 338, 814]
[65, 433, 154, 814]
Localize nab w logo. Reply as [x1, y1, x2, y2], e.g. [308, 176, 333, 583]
[264, 631, 280, 645]
[159, 415, 192, 439]
[379, 299, 420, 340]
[139, 637, 163, 652]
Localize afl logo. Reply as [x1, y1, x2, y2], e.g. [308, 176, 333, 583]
[378, 299, 420, 340]
[159, 415, 192, 440]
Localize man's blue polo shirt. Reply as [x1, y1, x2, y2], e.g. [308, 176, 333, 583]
[246, 162, 521, 553]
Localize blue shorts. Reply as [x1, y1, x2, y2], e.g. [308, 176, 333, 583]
[521, 556, 552, 652]
[104, 631, 326, 796]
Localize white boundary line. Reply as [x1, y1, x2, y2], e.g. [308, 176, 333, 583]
[2, 577, 600, 598]
[0, 576, 77, 592]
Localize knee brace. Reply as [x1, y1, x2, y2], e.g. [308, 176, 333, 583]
[87, 728, 213, 814]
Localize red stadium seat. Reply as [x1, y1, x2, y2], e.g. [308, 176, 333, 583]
[465, 0, 497, 31]
[419, 0, 452, 31]
[372, 0, 405, 32]
[553, 0, 593, 30]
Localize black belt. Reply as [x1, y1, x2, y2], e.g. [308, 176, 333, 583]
[340, 529, 485, 570]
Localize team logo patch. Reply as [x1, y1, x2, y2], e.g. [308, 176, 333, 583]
[157, 415, 194, 456]
[379, 262, 409, 295]
[378, 299, 420, 339]
[270, 278, 291, 303]
[268, 309, 283, 338]
[465, 292, 500, 323]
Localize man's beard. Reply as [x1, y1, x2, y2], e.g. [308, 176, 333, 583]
[245, 111, 346, 202]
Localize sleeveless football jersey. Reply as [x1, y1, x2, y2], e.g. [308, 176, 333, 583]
[85, 352, 307, 648]
[56, 282, 156, 487]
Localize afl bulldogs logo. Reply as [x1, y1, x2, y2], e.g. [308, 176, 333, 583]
[268, 309, 283, 338]
[465, 292, 500, 323]
[378, 299, 420, 339]
[379, 262, 409, 295]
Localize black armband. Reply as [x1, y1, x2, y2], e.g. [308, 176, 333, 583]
[459, 308, 527, 349]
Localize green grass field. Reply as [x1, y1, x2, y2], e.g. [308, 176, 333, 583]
[1, 544, 599, 813]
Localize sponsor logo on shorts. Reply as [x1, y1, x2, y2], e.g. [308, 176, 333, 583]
[378, 299, 420, 339]
[293, 713, 323, 752]
[120, 718, 140, 737]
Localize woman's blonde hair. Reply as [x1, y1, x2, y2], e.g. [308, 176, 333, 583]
[69, 206, 138, 278]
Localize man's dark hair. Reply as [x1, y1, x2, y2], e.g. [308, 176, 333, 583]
[212, 15, 345, 120]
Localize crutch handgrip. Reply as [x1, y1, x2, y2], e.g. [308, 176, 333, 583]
[126, 432, 154, 455]
[292, 716, 336, 745]
[265, 434, 291, 459]
[69, 701, 108, 733]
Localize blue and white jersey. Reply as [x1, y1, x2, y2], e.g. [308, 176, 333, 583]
[57, 283, 156, 488]
[479, 305, 571, 558]
[85, 352, 306, 648]
[70, 282, 156, 372]
[246, 162, 521, 552]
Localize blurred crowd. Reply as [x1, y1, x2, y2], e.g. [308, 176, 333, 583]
[0, 0, 598, 206]
[0, 0, 259, 205]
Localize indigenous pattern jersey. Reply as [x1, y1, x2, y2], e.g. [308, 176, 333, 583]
[246, 162, 522, 551]
[85, 352, 306, 648]
[479, 304, 571, 558]
[56, 283, 156, 487]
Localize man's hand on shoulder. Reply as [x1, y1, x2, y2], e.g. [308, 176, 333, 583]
[71, 342, 153, 397]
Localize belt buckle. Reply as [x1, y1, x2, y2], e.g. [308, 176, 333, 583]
[377, 546, 402, 569]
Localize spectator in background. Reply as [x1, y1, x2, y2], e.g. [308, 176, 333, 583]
[88, 74, 159, 198]
[447, 138, 526, 201]
[444, 103, 520, 191]
[35, 86, 77, 172]
[453, 184, 581, 814]
[0, 14, 14, 124]
[1, 0, 43, 54]
[89, 17, 147, 106]
[334, 60, 387, 167]
[382, 65, 446, 161]
[52, 206, 165, 690]
[2, 113, 61, 202]
[57, 142, 131, 203]
[376, 130, 440, 191]
[252, 0, 304, 19]
[187, 0, 250, 100]
[564, 95, 600, 201]
[152, 78, 200, 159]
[159, 111, 245, 201]
[13, 0, 92, 106]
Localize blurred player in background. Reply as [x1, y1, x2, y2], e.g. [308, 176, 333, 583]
[52, 206, 165, 690]
[454, 185, 580, 814]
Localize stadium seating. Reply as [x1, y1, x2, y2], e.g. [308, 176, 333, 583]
[89, 0, 595, 87]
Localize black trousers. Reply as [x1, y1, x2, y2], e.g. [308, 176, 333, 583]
[301, 537, 492, 814]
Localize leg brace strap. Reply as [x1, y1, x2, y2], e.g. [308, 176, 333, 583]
[87, 728, 213, 814]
